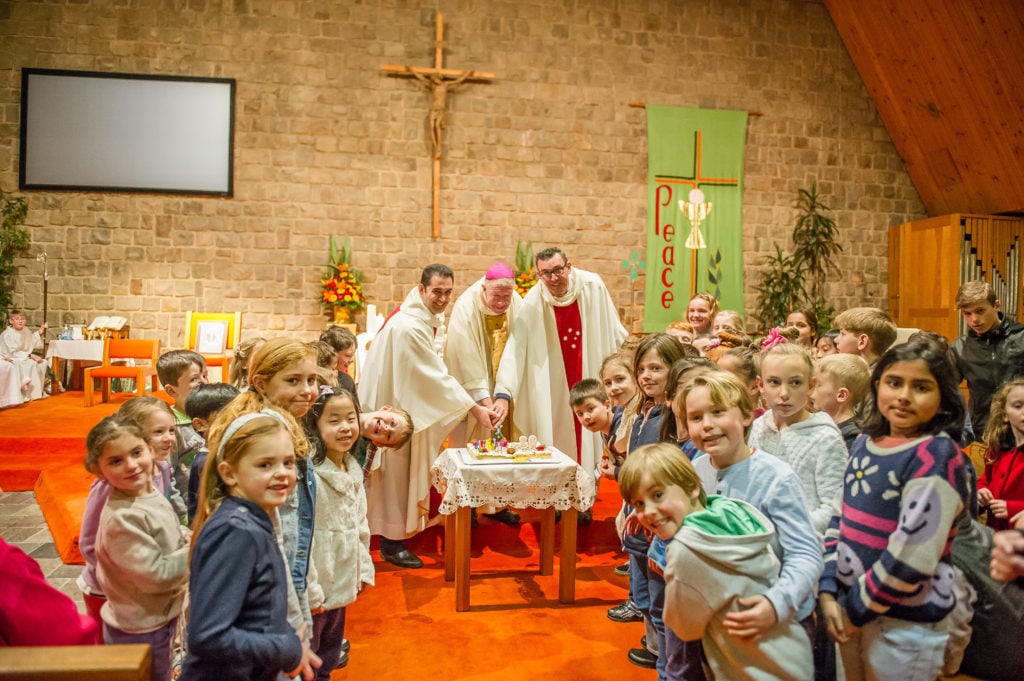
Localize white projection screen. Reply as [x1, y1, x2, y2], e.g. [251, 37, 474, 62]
[20, 68, 235, 196]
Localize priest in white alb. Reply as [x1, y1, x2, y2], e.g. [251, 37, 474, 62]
[358, 264, 498, 569]
[493, 247, 627, 485]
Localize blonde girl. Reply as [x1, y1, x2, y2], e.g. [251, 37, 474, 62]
[979, 377, 1024, 530]
[87, 416, 189, 681]
[181, 409, 320, 681]
[686, 292, 719, 338]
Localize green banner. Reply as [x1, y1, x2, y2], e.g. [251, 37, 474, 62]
[645, 106, 748, 332]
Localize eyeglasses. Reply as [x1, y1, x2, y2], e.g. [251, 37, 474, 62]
[537, 264, 570, 280]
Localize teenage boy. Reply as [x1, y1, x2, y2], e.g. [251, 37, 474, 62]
[951, 280, 1024, 436]
[810, 353, 871, 450]
[833, 307, 897, 368]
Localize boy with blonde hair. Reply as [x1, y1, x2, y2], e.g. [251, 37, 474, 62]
[810, 353, 870, 450]
[833, 307, 897, 367]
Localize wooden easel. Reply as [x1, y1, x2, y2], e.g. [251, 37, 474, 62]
[382, 13, 495, 238]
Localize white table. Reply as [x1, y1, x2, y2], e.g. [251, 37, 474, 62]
[430, 447, 596, 611]
[45, 340, 104, 388]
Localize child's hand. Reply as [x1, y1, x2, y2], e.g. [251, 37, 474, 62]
[991, 530, 1024, 582]
[288, 624, 322, 680]
[723, 595, 777, 640]
[1013, 509, 1024, 530]
[978, 488, 994, 506]
[598, 457, 614, 480]
[989, 499, 1009, 518]
[819, 593, 854, 643]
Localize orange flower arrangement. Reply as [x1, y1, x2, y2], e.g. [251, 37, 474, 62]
[320, 236, 364, 312]
[514, 240, 538, 297]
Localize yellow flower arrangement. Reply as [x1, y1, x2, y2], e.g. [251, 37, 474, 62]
[320, 236, 364, 312]
[514, 240, 538, 297]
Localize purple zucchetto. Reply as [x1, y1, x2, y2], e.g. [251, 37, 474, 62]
[485, 262, 515, 280]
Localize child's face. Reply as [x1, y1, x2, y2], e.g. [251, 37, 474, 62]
[686, 385, 751, 465]
[97, 433, 154, 497]
[257, 356, 319, 418]
[835, 328, 863, 356]
[337, 345, 356, 371]
[960, 299, 1001, 336]
[815, 336, 838, 359]
[876, 359, 940, 438]
[687, 299, 713, 333]
[1004, 386, 1024, 445]
[601, 363, 637, 407]
[666, 327, 693, 344]
[317, 394, 360, 457]
[759, 355, 812, 427]
[786, 312, 814, 346]
[630, 472, 701, 541]
[809, 372, 841, 417]
[362, 408, 409, 448]
[711, 314, 738, 336]
[144, 409, 177, 462]
[8, 314, 26, 330]
[171, 362, 208, 403]
[637, 349, 670, 402]
[572, 397, 613, 433]
[220, 427, 297, 513]
[324, 352, 339, 372]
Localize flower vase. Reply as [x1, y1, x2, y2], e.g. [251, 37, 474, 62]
[333, 307, 352, 325]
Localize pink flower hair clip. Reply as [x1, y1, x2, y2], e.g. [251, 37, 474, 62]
[760, 327, 788, 352]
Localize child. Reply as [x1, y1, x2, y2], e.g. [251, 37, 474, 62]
[685, 372, 822, 660]
[716, 345, 763, 418]
[87, 415, 189, 681]
[979, 377, 1024, 531]
[665, 320, 695, 345]
[227, 336, 265, 389]
[623, 333, 691, 672]
[819, 339, 971, 681]
[711, 309, 744, 336]
[601, 352, 640, 458]
[1, 308, 48, 401]
[309, 340, 340, 389]
[157, 349, 208, 512]
[184, 382, 241, 522]
[181, 409, 320, 681]
[320, 325, 358, 395]
[620, 442, 813, 681]
[749, 343, 849, 536]
[815, 329, 839, 360]
[356, 405, 414, 470]
[833, 307, 898, 367]
[811, 353, 871, 450]
[786, 307, 819, 348]
[660, 356, 715, 450]
[686, 292, 719, 338]
[304, 388, 375, 676]
[572, 378, 620, 477]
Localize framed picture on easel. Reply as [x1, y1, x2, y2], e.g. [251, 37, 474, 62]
[195, 321, 228, 355]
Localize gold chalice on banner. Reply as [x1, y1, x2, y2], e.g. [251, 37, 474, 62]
[679, 188, 712, 249]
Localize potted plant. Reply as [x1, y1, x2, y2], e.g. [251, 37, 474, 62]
[0, 188, 30, 316]
[754, 183, 842, 331]
[320, 236, 364, 324]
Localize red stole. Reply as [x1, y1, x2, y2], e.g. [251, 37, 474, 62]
[552, 302, 583, 462]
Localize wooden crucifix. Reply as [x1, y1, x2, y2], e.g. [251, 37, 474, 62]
[382, 13, 494, 238]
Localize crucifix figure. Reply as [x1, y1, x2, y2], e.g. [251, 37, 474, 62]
[382, 13, 494, 238]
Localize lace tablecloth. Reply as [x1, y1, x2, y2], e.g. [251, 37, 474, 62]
[431, 447, 596, 515]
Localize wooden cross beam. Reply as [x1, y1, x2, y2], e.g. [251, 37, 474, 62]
[382, 13, 495, 238]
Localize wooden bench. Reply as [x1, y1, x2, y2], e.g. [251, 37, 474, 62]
[0, 644, 150, 680]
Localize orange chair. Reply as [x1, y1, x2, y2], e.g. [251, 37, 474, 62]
[83, 338, 161, 407]
[184, 311, 242, 381]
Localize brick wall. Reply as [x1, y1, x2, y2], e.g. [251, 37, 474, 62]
[0, 0, 924, 345]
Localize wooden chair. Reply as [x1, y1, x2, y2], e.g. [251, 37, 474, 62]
[83, 338, 161, 407]
[184, 311, 242, 381]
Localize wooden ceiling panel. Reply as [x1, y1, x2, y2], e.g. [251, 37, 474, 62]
[824, 0, 1024, 215]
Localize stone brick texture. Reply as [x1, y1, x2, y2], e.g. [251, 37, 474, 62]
[0, 0, 924, 345]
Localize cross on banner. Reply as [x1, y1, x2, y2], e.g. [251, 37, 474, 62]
[382, 13, 495, 238]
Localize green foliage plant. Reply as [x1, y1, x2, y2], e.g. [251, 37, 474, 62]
[0, 188, 30, 315]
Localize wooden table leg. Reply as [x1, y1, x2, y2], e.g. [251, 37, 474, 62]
[559, 508, 578, 604]
[444, 512, 455, 582]
[454, 506, 472, 611]
[539, 507, 555, 576]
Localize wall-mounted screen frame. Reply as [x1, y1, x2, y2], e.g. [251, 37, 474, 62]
[19, 68, 235, 196]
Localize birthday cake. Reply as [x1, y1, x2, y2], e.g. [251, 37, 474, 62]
[467, 434, 551, 461]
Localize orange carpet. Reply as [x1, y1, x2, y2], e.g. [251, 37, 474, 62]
[2, 392, 656, 679]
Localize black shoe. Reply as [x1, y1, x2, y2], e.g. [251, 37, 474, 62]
[628, 647, 658, 669]
[335, 650, 349, 669]
[341, 638, 350, 653]
[471, 508, 479, 527]
[614, 561, 630, 576]
[577, 509, 592, 525]
[607, 600, 643, 623]
[381, 548, 423, 569]
[483, 508, 521, 526]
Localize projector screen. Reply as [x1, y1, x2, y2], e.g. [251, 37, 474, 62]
[19, 68, 235, 196]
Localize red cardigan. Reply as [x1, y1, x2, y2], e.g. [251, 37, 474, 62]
[979, 446, 1024, 531]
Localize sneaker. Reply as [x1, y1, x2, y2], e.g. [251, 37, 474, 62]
[607, 600, 643, 623]
[628, 647, 658, 669]
[614, 561, 630, 576]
